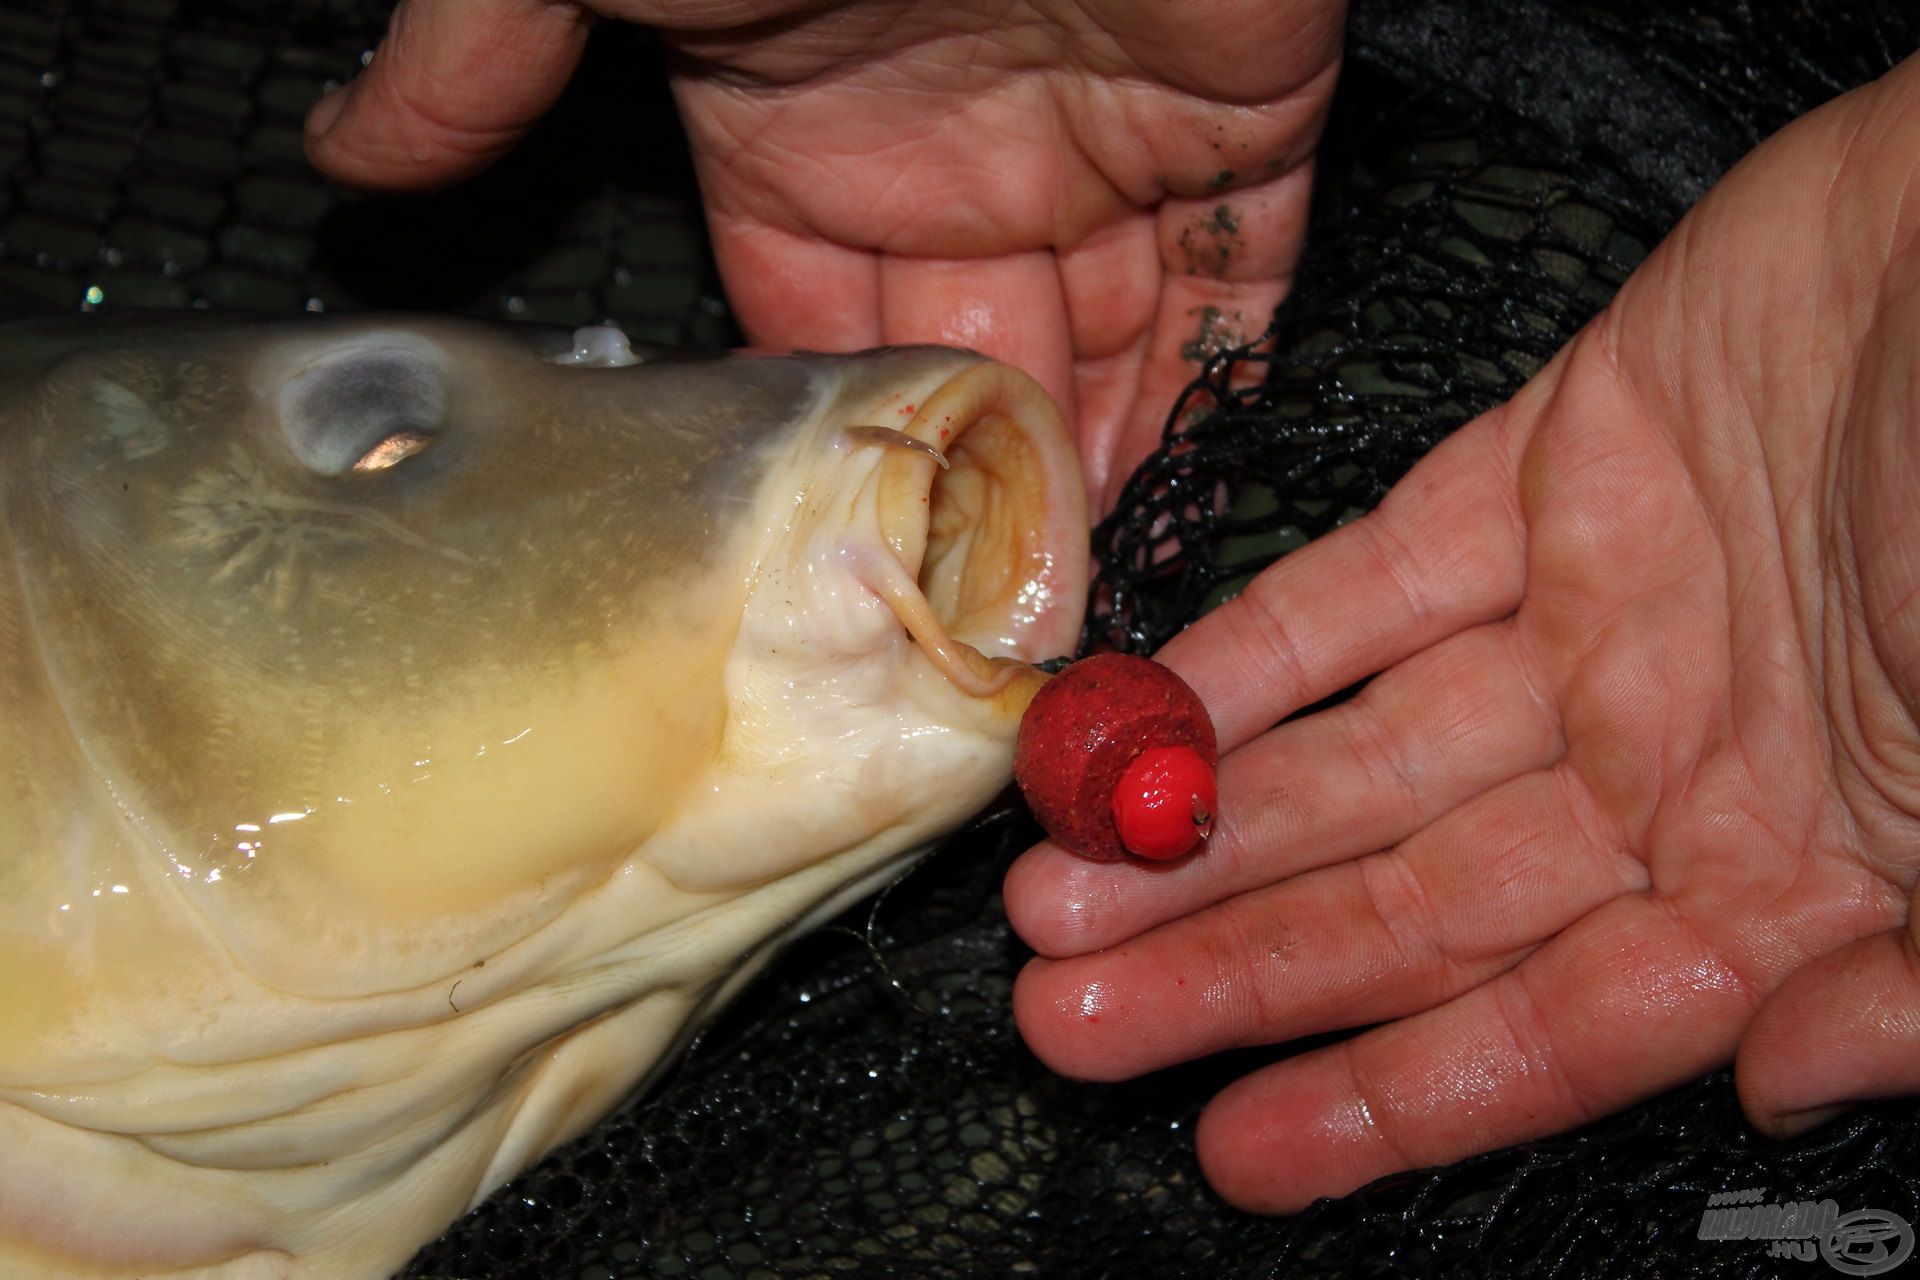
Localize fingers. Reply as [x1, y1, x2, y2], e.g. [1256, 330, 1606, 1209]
[1737, 924, 1920, 1138]
[1055, 217, 1160, 501]
[703, 216, 884, 351]
[877, 253, 1077, 433]
[1061, 166, 1315, 507]
[306, 0, 592, 191]
[1157, 406, 1532, 752]
[1194, 894, 1759, 1213]
[1013, 764, 1643, 1082]
[1006, 619, 1564, 957]
[705, 217, 1079, 442]
[714, 186, 1301, 510]
[1126, 167, 1315, 500]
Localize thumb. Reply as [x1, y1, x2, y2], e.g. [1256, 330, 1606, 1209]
[1736, 919, 1920, 1139]
[305, 0, 592, 191]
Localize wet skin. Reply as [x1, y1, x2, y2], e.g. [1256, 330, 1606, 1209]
[0, 319, 1087, 1278]
[1008, 54, 1920, 1209]
[303, 0, 1345, 513]
[309, 2, 1920, 1215]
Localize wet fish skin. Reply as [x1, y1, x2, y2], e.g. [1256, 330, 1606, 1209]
[0, 313, 1086, 1278]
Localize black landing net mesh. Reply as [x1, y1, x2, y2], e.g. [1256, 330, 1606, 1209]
[2, 1, 1919, 1277]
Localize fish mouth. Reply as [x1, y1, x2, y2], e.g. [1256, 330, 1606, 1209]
[850, 361, 1087, 710]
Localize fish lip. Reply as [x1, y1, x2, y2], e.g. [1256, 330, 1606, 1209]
[861, 361, 1088, 705]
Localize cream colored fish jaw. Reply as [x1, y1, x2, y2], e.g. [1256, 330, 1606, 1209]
[862, 360, 1085, 703]
[644, 354, 1085, 896]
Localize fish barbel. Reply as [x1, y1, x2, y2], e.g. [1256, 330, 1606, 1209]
[0, 314, 1086, 1278]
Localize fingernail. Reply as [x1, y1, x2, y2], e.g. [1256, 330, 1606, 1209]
[1769, 1103, 1850, 1139]
[306, 84, 352, 142]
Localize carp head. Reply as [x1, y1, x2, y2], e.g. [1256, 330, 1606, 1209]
[0, 315, 1085, 1278]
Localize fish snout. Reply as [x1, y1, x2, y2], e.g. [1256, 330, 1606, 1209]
[848, 359, 1087, 718]
[642, 353, 1088, 893]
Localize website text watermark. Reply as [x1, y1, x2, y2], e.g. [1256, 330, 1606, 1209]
[1698, 1190, 1912, 1274]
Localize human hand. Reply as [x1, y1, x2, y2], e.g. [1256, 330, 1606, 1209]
[303, 0, 1343, 508]
[1005, 55, 1920, 1211]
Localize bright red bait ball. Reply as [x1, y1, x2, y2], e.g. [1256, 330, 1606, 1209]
[1111, 745, 1217, 859]
[1013, 653, 1218, 861]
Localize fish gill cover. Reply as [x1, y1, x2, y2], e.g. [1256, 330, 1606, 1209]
[1, 0, 1918, 1276]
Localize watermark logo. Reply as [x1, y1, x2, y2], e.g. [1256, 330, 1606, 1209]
[1827, 1210, 1916, 1276]
[1698, 1190, 1913, 1275]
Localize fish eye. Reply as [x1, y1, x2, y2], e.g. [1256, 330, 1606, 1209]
[278, 343, 446, 477]
[351, 430, 433, 473]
